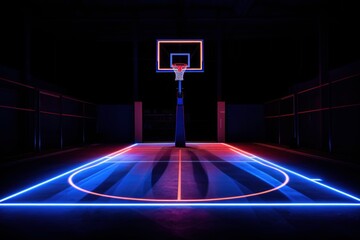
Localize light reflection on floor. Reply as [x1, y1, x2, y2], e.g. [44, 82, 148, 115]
[1, 143, 359, 206]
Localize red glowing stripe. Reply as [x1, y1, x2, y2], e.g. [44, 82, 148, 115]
[265, 113, 294, 119]
[61, 113, 95, 119]
[295, 73, 360, 95]
[40, 90, 61, 98]
[62, 95, 94, 105]
[0, 105, 35, 112]
[177, 149, 182, 200]
[105, 147, 133, 158]
[297, 83, 329, 95]
[39, 110, 61, 116]
[331, 103, 360, 110]
[265, 94, 293, 104]
[265, 103, 360, 118]
[281, 94, 294, 100]
[298, 103, 360, 115]
[38, 111, 95, 119]
[222, 143, 257, 158]
[332, 72, 360, 84]
[0, 76, 35, 89]
[68, 143, 289, 202]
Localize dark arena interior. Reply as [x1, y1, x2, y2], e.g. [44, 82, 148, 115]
[0, 1, 359, 239]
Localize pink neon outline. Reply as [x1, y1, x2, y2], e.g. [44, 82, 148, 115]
[157, 40, 203, 71]
[177, 149, 182, 200]
[68, 144, 289, 202]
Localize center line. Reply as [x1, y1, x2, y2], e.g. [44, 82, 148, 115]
[177, 149, 182, 200]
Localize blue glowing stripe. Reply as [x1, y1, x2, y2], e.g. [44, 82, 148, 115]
[1, 142, 360, 207]
[0, 144, 137, 203]
[311, 179, 323, 182]
[1, 203, 360, 207]
[225, 144, 360, 202]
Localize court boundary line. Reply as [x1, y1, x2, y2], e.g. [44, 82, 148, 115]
[224, 143, 360, 202]
[0, 142, 359, 207]
[1, 203, 360, 207]
[0, 144, 137, 203]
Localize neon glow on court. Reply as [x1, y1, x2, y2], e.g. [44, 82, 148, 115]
[0, 143, 359, 207]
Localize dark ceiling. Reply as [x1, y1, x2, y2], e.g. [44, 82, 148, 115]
[0, 0, 359, 104]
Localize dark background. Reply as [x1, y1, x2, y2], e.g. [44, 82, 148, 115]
[0, 0, 359, 154]
[0, 4, 359, 239]
[1, 1, 358, 103]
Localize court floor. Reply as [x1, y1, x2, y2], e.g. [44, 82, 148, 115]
[0, 143, 359, 206]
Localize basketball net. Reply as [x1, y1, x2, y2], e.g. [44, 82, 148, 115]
[172, 64, 187, 81]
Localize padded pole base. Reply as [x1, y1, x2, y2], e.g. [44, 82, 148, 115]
[175, 97, 186, 147]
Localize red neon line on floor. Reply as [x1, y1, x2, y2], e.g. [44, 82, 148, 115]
[177, 149, 182, 200]
[68, 143, 290, 202]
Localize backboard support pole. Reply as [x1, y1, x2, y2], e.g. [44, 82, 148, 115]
[174, 65, 186, 147]
[175, 91, 186, 147]
[156, 39, 204, 147]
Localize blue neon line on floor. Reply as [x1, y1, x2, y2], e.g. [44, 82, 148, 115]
[0, 142, 359, 207]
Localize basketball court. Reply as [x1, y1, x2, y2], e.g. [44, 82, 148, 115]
[1, 142, 359, 206]
[1, 2, 359, 237]
[1, 39, 359, 207]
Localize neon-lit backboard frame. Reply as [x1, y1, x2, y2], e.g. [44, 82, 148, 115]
[156, 39, 204, 72]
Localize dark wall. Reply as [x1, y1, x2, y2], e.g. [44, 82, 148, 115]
[0, 72, 97, 160]
[97, 104, 134, 143]
[264, 62, 360, 161]
[226, 104, 265, 142]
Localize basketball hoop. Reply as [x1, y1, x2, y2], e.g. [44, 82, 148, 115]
[172, 63, 187, 81]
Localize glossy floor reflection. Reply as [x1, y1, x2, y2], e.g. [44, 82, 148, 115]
[1, 143, 360, 239]
[1, 143, 359, 205]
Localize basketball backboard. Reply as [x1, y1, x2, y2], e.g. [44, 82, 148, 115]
[156, 39, 204, 72]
